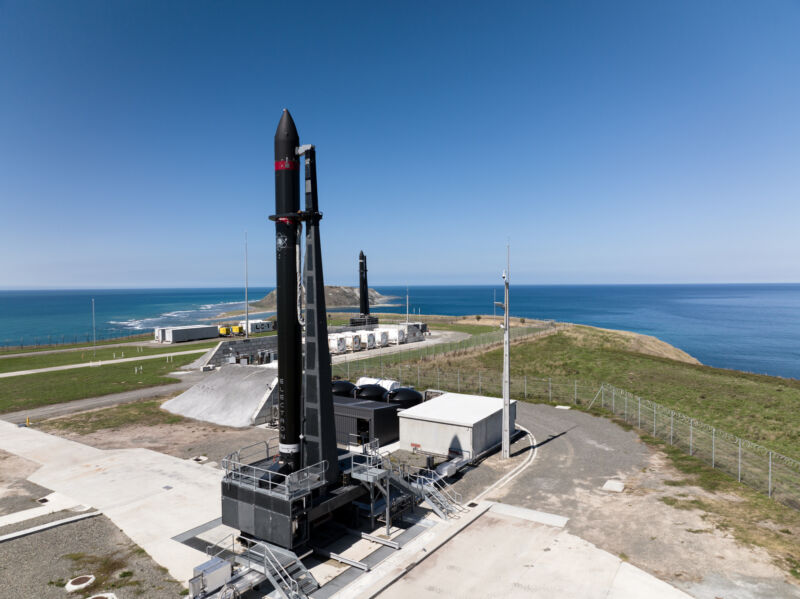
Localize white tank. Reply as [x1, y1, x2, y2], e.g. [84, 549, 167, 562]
[374, 330, 389, 347]
[356, 377, 400, 392]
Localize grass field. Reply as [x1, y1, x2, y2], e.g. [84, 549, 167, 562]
[378, 325, 800, 460]
[0, 353, 198, 414]
[41, 398, 185, 433]
[0, 333, 154, 354]
[0, 342, 217, 374]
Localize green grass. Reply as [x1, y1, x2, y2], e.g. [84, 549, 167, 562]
[0, 332, 154, 354]
[639, 432, 800, 578]
[0, 342, 217, 374]
[391, 326, 800, 459]
[428, 323, 497, 335]
[0, 354, 197, 414]
[40, 398, 185, 433]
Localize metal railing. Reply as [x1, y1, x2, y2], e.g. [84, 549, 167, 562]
[337, 365, 800, 511]
[222, 442, 328, 499]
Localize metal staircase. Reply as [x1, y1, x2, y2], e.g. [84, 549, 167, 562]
[384, 462, 467, 520]
[195, 534, 318, 599]
[243, 541, 318, 599]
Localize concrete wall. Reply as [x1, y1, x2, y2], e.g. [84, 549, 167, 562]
[205, 336, 279, 367]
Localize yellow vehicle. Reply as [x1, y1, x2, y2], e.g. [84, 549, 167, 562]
[218, 326, 231, 336]
[231, 325, 244, 336]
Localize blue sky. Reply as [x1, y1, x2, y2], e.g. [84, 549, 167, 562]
[1, 1, 799, 288]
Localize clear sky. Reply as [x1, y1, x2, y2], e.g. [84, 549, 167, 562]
[1, 1, 799, 288]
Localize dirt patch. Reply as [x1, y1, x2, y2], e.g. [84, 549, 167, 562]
[489, 446, 800, 597]
[39, 418, 277, 465]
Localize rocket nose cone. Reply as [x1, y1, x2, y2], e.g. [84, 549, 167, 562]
[275, 109, 298, 140]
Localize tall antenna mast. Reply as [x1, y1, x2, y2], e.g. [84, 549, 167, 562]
[245, 231, 249, 338]
[501, 243, 511, 459]
[91, 298, 96, 358]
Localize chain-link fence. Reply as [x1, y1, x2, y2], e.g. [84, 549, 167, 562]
[0, 330, 152, 352]
[333, 323, 557, 378]
[332, 361, 800, 511]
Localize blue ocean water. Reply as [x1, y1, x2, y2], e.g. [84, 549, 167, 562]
[1, 284, 799, 379]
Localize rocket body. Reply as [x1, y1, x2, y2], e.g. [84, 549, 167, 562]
[359, 251, 369, 315]
[274, 110, 302, 472]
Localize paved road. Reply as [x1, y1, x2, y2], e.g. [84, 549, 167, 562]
[0, 336, 220, 359]
[0, 349, 209, 379]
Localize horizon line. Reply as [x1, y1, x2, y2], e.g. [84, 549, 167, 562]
[2, 281, 800, 292]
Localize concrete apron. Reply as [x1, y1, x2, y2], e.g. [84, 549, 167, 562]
[368, 502, 693, 599]
[0, 420, 221, 584]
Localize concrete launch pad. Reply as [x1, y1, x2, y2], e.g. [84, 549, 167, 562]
[0, 417, 704, 598]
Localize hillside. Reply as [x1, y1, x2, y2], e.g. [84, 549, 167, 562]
[250, 286, 394, 312]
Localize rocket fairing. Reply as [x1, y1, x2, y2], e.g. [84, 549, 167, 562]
[273, 109, 302, 472]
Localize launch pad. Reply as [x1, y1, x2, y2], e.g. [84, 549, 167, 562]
[189, 110, 469, 598]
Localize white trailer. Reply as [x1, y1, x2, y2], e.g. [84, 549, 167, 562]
[239, 319, 274, 334]
[343, 333, 362, 352]
[356, 330, 376, 349]
[398, 392, 516, 459]
[328, 335, 347, 354]
[154, 325, 220, 344]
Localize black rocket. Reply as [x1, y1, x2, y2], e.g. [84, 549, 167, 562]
[273, 109, 302, 473]
[359, 250, 369, 316]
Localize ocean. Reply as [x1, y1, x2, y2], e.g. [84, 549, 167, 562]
[1, 284, 799, 380]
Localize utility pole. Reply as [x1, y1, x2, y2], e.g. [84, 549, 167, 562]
[495, 244, 511, 459]
[91, 298, 96, 358]
[245, 231, 249, 338]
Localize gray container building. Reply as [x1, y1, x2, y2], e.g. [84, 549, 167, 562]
[398, 392, 516, 459]
[333, 395, 399, 447]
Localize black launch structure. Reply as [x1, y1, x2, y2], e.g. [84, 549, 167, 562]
[349, 250, 379, 327]
[221, 110, 364, 551]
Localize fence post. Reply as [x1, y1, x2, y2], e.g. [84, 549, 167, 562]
[638, 397, 641, 428]
[653, 404, 656, 436]
[347, 358, 349, 379]
[457, 369, 460, 392]
[712, 428, 715, 468]
[690, 419, 693, 455]
[738, 438, 742, 482]
[437, 369, 440, 389]
[612, 387, 615, 413]
[670, 412, 674, 445]
[548, 378, 552, 402]
[479, 373, 482, 394]
[574, 380, 577, 404]
[418, 364, 420, 387]
[768, 451, 772, 498]
[398, 366, 401, 383]
[624, 396, 627, 421]
[602, 385, 605, 408]
[524, 376, 527, 400]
